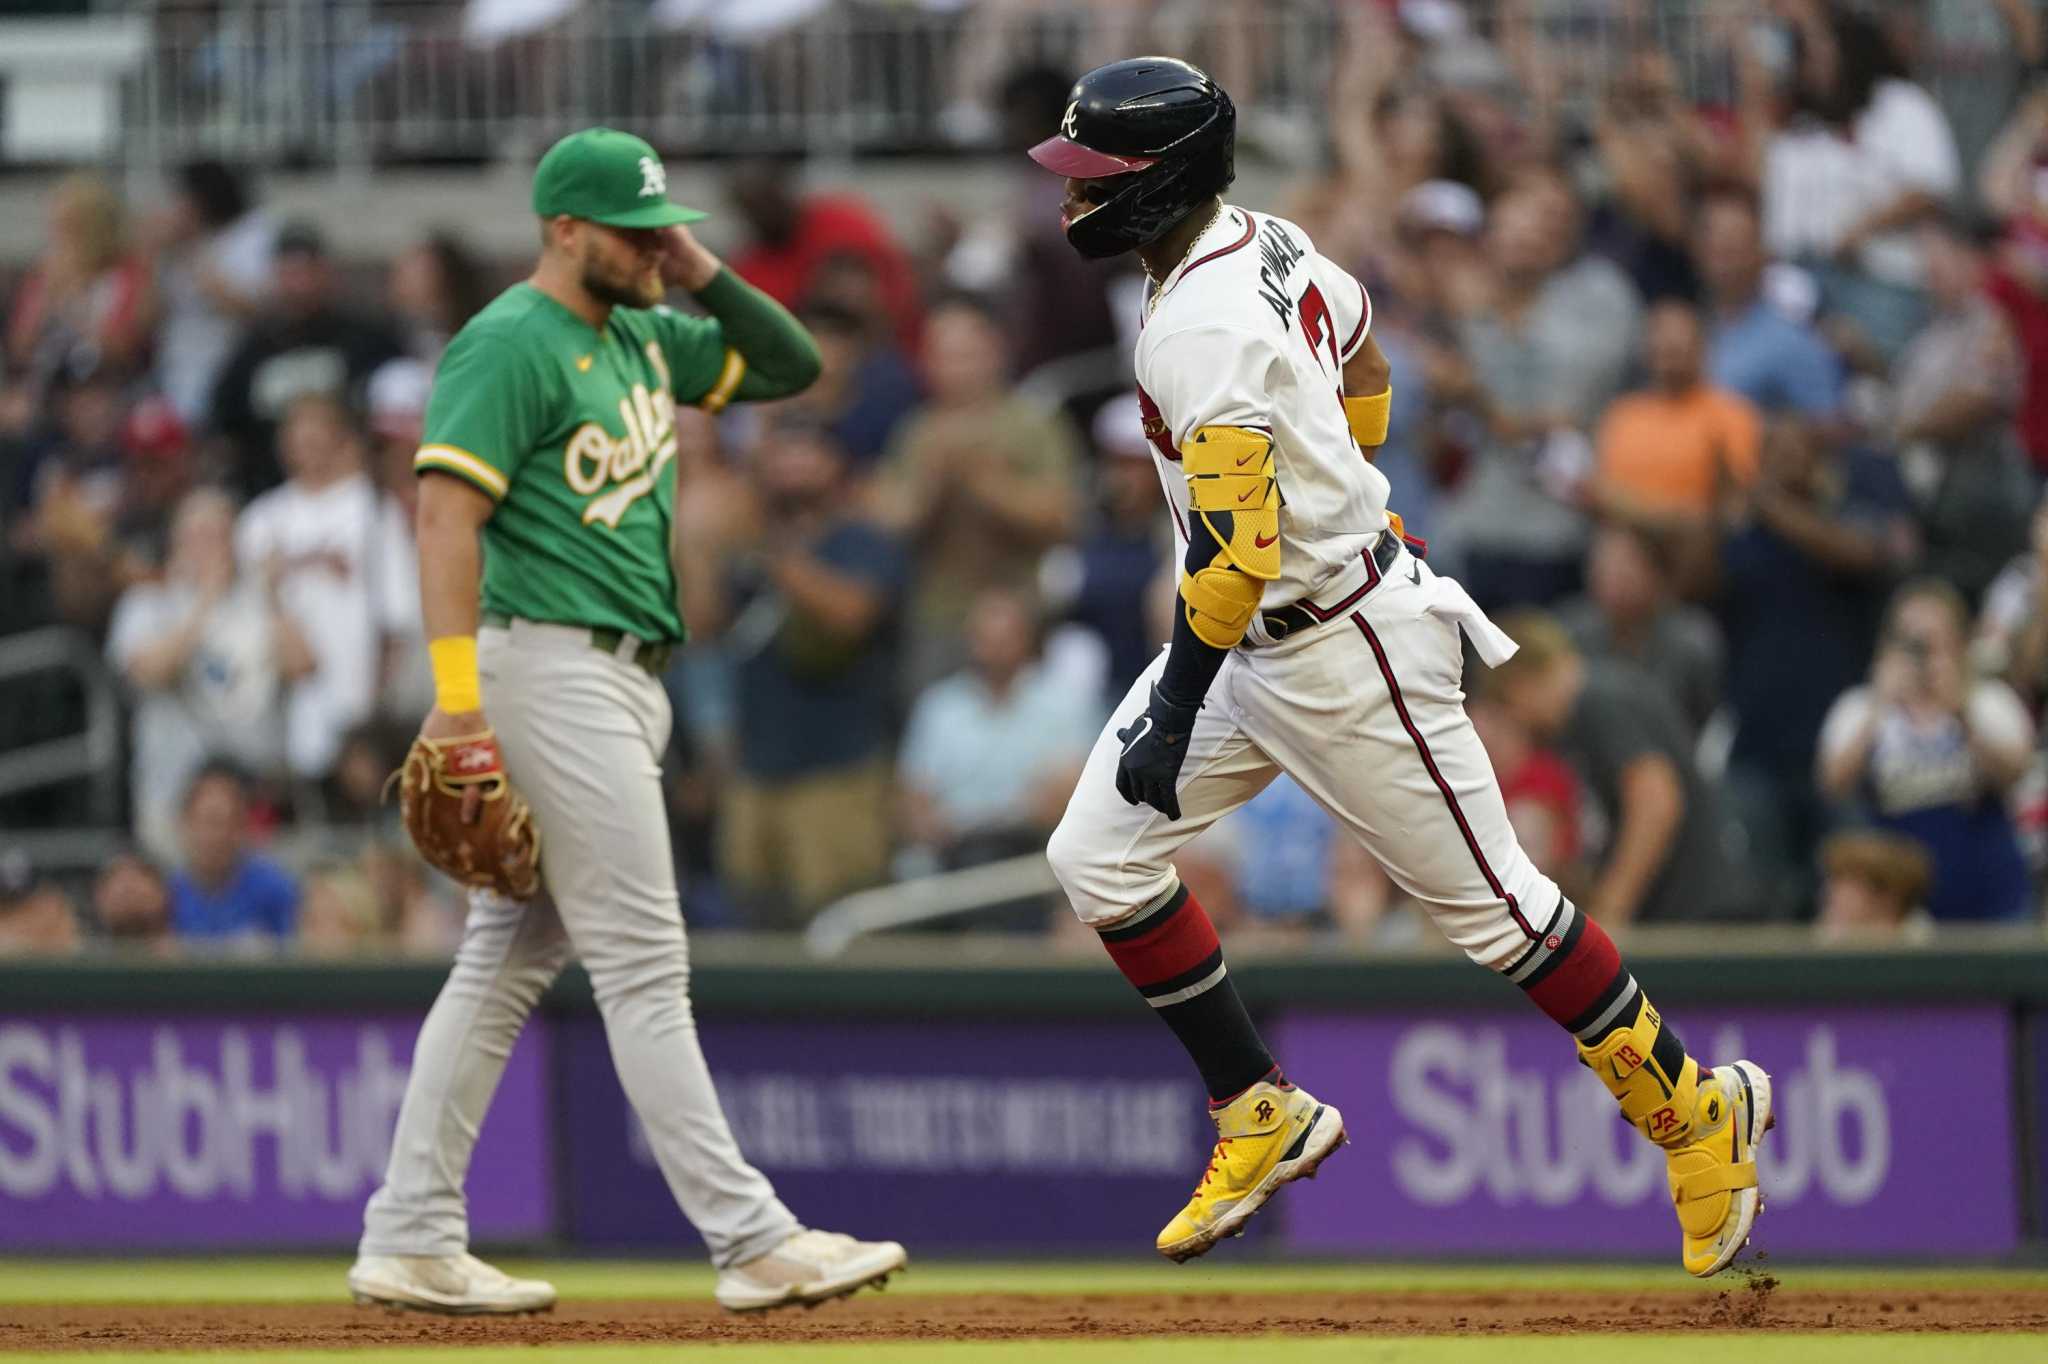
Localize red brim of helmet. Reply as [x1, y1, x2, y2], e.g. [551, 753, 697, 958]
[1027, 135, 1158, 178]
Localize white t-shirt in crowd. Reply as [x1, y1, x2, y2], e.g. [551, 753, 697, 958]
[1764, 79, 1961, 288]
[235, 473, 421, 778]
[1817, 680, 2034, 816]
[106, 581, 284, 861]
[155, 209, 277, 422]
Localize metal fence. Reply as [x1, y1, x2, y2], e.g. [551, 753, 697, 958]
[103, 0, 1803, 173]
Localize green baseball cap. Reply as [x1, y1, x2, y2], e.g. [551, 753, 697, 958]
[531, 127, 707, 228]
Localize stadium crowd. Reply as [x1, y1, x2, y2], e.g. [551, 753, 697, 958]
[3, 0, 2047, 955]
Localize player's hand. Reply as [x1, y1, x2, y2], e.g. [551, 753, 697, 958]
[420, 706, 491, 824]
[1114, 684, 1201, 821]
[658, 226, 722, 292]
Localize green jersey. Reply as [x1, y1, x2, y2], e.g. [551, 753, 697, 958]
[415, 283, 746, 641]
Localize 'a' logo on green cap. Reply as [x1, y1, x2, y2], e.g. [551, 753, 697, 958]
[532, 127, 707, 229]
[638, 156, 666, 199]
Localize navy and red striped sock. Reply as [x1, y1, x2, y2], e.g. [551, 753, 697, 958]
[1510, 901, 1688, 1072]
[1097, 882, 1277, 1102]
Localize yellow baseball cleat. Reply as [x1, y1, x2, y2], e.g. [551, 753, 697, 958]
[1667, 1060, 1774, 1277]
[1156, 1079, 1346, 1262]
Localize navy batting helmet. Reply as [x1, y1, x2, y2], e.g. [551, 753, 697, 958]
[1028, 57, 1235, 260]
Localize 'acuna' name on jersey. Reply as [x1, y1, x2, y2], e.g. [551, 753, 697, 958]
[1254, 218, 1308, 329]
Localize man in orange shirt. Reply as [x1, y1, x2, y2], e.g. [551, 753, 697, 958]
[1593, 299, 1762, 526]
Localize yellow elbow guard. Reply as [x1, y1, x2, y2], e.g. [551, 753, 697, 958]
[1183, 426, 1281, 581]
[1345, 387, 1392, 447]
[1181, 562, 1263, 649]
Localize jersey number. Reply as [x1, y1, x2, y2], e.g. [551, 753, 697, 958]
[1297, 282, 1345, 409]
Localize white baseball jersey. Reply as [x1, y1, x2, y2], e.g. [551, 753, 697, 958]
[1133, 205, 1390, 607]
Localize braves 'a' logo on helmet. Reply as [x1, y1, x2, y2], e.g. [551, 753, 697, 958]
[1061, 101, 1080, 140]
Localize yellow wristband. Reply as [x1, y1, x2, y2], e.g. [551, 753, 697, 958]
[1345, 387, 1392, 447]
[429, 635, 482, 713]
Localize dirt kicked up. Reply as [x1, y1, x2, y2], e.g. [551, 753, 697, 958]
[7, 1282, 2048, 1352]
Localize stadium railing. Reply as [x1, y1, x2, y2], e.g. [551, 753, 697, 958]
[0, 627, 124, 826]
[101, 0, 1772, 173]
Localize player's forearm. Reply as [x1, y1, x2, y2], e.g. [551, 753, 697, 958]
[416, 475, 494, 713]
[693, 268, 822, 398]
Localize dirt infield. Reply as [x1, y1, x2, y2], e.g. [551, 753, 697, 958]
[6, 1283, 2047, 1351]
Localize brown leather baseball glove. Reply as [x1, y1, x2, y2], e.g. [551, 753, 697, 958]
[390, 729, 542, 900]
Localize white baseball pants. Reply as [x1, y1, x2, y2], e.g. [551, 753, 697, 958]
[1049, 541, 1564, 970]
[360, 619, 797, 1268]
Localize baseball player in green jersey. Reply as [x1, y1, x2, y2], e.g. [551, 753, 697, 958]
[349, 128, 908, 1314]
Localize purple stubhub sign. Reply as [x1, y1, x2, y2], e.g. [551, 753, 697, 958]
[1271, 1005, 2019, 1256]
[559, 1017, 1213, 1250]
[0, 1013, 553, 1248]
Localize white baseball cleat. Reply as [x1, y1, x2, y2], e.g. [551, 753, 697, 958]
[347, 1252, 557, 1314]
[714, 1229, 909, 1312]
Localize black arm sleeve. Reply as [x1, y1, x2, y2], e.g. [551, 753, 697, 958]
[1158, 607, 1232, 712]
[1156, 508, 1236, 711]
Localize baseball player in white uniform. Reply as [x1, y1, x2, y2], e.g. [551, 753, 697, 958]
[1031, 59, 1772, 1276]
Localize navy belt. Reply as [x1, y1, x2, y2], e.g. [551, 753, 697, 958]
[1253, 531, 1407, 646]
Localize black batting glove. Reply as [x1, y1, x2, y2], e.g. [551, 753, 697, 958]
[1114, 683, 1202, 820]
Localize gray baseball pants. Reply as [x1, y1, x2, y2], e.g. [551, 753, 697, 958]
[359, 618, 798, 1267]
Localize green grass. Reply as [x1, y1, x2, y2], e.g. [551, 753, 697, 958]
[2, 1257, 2045, 1305]
[1, 1337, 2043, 1364]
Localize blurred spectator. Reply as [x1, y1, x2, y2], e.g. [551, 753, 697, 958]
[1913, 0, 2045, 182]
[1584, 46, 1713, 304]
[1716, 417, 1915, 915]
[1590, 297, 1761, 532]
[1438, 172, 1642, 608]
[92, 852, 172, 954]
[168, 762, 300, 946]
[685, 415, 907, 928]
[1557, 524, 1723, 736]
[1815, 828, 1935, 946]
[385, 229, 490, 364]
[1817, 578, 2035, 923]
[235, 394, 421, 784]
[209, 221, 405, 499]
[1974, 89, 2048, 496]
[1218, 779, 1337, 938]
[1489, 612, 1740, 925]
[4, 173, 150, 393]
[1984, 214, 2048, 478]
[1039, 392, 1167, 703]
[1978, 489, 2048, 705]
[1697, 186, 1843, 417]
[1292, 5, 1487, 277]
[1891, 215, 2035, 603]
[146, 160, 276, 424]
[367, 357, 433, 503]
[1469, 692, 1582, 882]
[726, 159, 922, 353]
[899, 587, 1096, 917]
[107, 487, 301, 862]
[117, 395, 200, 569]
[873, 294, 1081, 690]
[0, 848, 81, 956]
[363, 359, 437, 716]
[789, 300, 921, 467]
[1761, 6, 1959, 360]
[941, 63, 1129, 378]
[298, 860, 383, 957]
[1977, 82, 2048, 229]
[8, 367, 145, 634]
